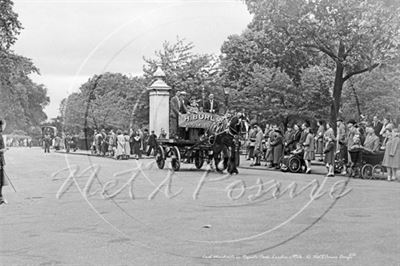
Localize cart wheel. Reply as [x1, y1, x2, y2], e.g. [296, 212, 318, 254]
[171, 146, 181, 171]
[194, 151, 204, 169]
[372, 165, 385, 180]
[288, 157, 302, 173]
[155, 146, 165, 169]
[361, 164, 373, 179]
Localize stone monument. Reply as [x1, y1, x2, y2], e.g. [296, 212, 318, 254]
[147, 66, 171, 138]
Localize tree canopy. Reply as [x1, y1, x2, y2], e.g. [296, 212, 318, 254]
[239, 0, 400, 129]
[62, 73, 147, 132]
[0, 0, 49, 135]
[143, 37, 222, 104]
[59, 2, 400, 131]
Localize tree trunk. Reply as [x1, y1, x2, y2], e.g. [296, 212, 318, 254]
[349, 79, 362, 120]
[330, 63, 344, 136]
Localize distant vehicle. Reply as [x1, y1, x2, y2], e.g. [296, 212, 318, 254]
[41, 126, 57, 138]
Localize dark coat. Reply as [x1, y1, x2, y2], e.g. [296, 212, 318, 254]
[203, 99, 219, 114]
[148, 133, 157, 146]
[324, 141, 335, 165]
[373, 121, 383, 139]
[0, 133, 4, 166]
[270, 130, 283, 164]
[170, 96, 181, 118]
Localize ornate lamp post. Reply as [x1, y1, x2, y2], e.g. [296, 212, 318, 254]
[223, 87, 230, 113]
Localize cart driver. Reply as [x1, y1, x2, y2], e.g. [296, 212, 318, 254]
[170, 91, 187, 138]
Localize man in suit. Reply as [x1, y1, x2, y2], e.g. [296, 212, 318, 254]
[147, 130, 157, 156]
[170, 91, 187, 138]
[203, 93, 219, 114]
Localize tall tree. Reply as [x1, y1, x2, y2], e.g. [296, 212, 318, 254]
[0, 0, 49, 134]
[62, 73, 147, 132]
[341, 68, 400, 122]
[244, 0, 400, 131]
[229, 65, 332, 125]
[0, 0, 22, 50]
[143, 37, 222, 104]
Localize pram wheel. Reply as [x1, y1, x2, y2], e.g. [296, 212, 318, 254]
[361, 164, 373, 179]
[288, 157, 302, 173]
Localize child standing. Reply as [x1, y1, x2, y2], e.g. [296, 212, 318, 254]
[324, 136, 336, 177]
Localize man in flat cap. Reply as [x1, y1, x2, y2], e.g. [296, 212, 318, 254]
[170, 91, 187, 138]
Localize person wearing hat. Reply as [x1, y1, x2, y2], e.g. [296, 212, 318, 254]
[250, 124, 263, 166]
[170, 91, 181, 138]
[0, 119, 9, 204]
[382, 128, 400, 181]
[346, 119, 359, 164]
[270, 125, 284, 169]
[170, 91, 187, 138]
[323, 122, 336, 177]
[336, 118, 348, 174]
[147, 130, 157, 156]
[303, 126, 315, 174]
[187, 97, 200, 113]
[380, 116, 395, 143]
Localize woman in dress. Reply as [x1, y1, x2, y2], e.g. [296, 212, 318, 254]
[132, 131, 142, 159]
[129, 128, 135, 155]
[315, 120, 326, 161]
[114, 130, 125, 159]
[323, 122, 336, 177]
[303, 127, 315, 174]
[382, 128, 400, 181]
[124, 131, 131, 158]
[379, 116, 394, 141]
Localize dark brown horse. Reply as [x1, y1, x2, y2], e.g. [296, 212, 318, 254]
[206, 114, 247, 174]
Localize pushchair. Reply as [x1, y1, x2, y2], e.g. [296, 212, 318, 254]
[348, 148, 385, 179]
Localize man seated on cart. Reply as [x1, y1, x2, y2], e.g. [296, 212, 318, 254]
[203, 93, 219, 114]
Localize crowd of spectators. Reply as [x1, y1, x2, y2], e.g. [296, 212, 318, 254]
[246, 115, 400, 179]
[91, 127, 162, 160]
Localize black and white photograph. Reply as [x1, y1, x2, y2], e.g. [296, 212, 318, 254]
[0, 0, 399, 265]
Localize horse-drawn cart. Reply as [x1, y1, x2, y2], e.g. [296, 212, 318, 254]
[155, 112, 218, 171]
[155, 111, 246, 172]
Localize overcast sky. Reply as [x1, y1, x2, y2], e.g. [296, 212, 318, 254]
[12, 0, 252, 118]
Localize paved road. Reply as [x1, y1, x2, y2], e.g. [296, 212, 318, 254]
[0, 148, 399, 266]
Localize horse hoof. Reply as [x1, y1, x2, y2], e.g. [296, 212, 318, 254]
[229, 170, 239, 175]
